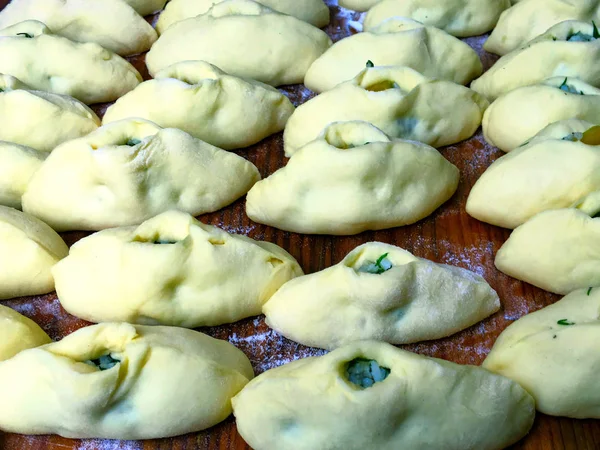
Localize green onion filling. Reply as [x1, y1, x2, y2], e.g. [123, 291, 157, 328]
[358, 253, 393, 274]
[366, 60, 374, 68]
[16, 32, 33, 38]
[346, 358, 391, 388]
[125, 138, 142, 146]
[559, 78, 584, 95]
[85, 354, 120, 371]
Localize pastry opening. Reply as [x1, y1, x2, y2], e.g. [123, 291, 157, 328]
[562, 125, 600, 145]
[208, 237, 225, 246]
[16, 32, 33, 38]
[558, 77, 584, 95]
[323, 122, 389, 149]
[363, 79, 400, 92]
[357, 253, 393, 274]
[132, 233, 185, 245]
[125, 138, 142, 146]
[567, 21, 599, 42]
[345, 358, 391, 388]
[85, 354, 120, 371]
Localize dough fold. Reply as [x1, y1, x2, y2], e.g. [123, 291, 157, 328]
[22, 119, 261, 231]
[0, 0, 157, 56]
[482, 77, 600, 152]
[0, 74, 100, 152]
[0, 305, 51, 362]
[287, 66, 488, 155]
[264, 242, 500, 349]
[156, 0, 330, 33]
[0, 141, 45, 210]
[364, 0, 511, 38]
[467, 120, 600, 229]
[248, 121, 459, 235]
[232, 341, 535, 450]
[0, 323, 254, 439]
[0, 205, 69, 299]
[0, 21, 142, 104]
[103, 61, 294, 150]
[495, 208, 600, 294]
[305, 17, 483, 93]
[146, 0, 332, 86]
[471, 20, 600, 101]
[123, 0, 168, 16]
[484, 287, 600, 418]
[485, 0, 600, 55]
[53, 210, 303, 327]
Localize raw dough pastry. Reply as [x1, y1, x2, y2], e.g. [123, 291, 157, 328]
[0, 0, 157, 56]
[0, 323, 254, 438]
[495, 208, 600, 294]
[0, 141, 45, 210]
[471, 20, 600, 101]
[364, 0, 511, 37]
[146, 0, 332, 86]
[22, 119, 260, 231]
[103, 61, 294, 150]
[264, 242, 500, 349]
[483, 287, 600, 418]
[304, 17, 482, 93]
[468, 120, 600, 229]
[338, 0, 383, 11]
[0, 205, 69, 300]
[0, 74, 100, 152]
[482, 77, 600, 152]
[53, 210, 303, 327]
[485, 0, 600, 55]
[0, 21, 142, 104]
[0, 305, 51, 362]
[156, 0, 330, 33]
[123, 0, 168, 16]
[286, 66, 488, 155]
[232, 340, 535, 450]
[247, 121, 459, 235]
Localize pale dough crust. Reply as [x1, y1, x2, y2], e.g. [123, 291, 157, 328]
[0, 323, 254, 438]
[146, 0, 332, 86]
[0, 141, 45, 210]
[247, 121, 459, 235]
[287, 66, 488, 155]
[0, 205, 69, 299]
[484, 287, 600, 418]
[0, 21, 142, 104]
[103, 61, 294, 150]
[0, 0, 157, 56]
[264, 241, 500, 349]
[305, 17, 483, 93]
[232, 341, 535, 450]
[22, 119, 261, 231]
[0, 305, 51, 362]
[53, 210, 303, 327]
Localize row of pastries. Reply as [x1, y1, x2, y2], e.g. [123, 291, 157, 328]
[0, 0, 599, 448]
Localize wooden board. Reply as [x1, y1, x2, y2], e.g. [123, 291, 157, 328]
[1, 1, 599, 449]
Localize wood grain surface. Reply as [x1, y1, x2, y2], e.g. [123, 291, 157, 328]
[0, 1, 599, 449]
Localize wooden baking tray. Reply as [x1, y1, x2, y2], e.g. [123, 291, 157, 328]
[0, 1, 599, 449]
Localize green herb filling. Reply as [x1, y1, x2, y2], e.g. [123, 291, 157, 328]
[358, 253, 393, 274]
[346, 358, 390, 388]
[86, 354, 120, 371]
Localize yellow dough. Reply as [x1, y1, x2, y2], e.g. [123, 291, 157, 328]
[364, 0, 511, 38]
[484, 287, 600, 418]
[156, 0, 330, 33]
[338, 0, 379, 11]
[53, 210, 302, 327]
[103, 61, 294, 150]
[22, 119, 260, 231]
[471, 20, 600, 101]
[0, 205, 68, 300]
[495, 208, 600, 294]
[0, 0, 157, 56]
[232, 341, 535, 450]
[286, 66, 488, 155]
[468, 120, 600, 229]
[264, 242, 500, 349]
[0, 141, 45, 210]
[485, 0, 600, 55]
[247, 122, 459, 235]
[0, 323, 254, 438]
[0, 21, 142, 104]
[305, 18, 482, 93]
[123, 0, 168, 16]
[146, 0, 332, 86]
[482, 77, 600, 152]
[0, 74, 100, 152]
[0, 305, 51, 362]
